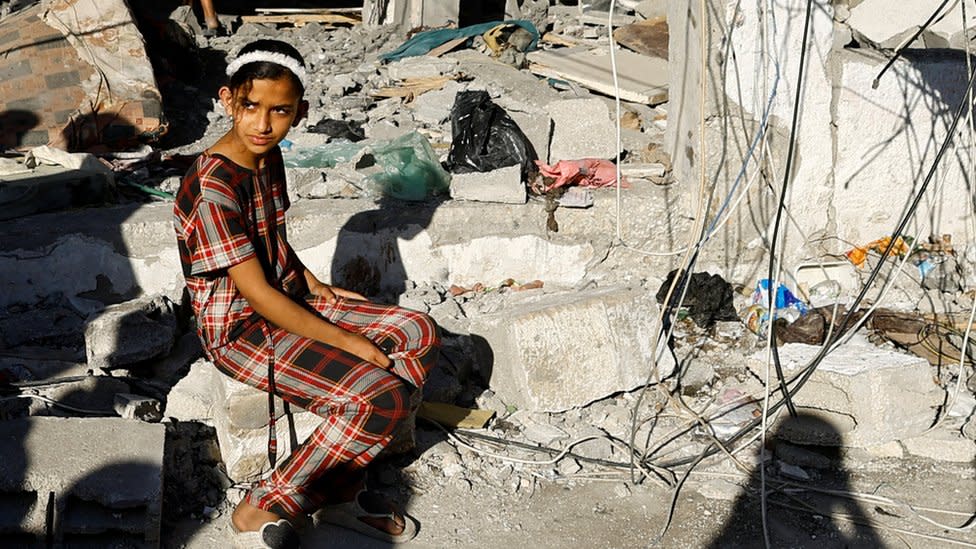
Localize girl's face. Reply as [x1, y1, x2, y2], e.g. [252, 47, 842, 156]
[218, 76, 306, 161]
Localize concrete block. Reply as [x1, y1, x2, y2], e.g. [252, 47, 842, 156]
[508, 110, 551, 164]
[450, 166, 526, 204]
[163, 358, 217, 422]
[468, 286, 675, 412]
[386, 57, 458, 81]
[0, 417, 163, 544]
[748, 335, 945, 447]
[411, 81, 461, 126]
[902, 431, 976, 463]
[84, 296, 177, 370]
[547, 98, 618, 162]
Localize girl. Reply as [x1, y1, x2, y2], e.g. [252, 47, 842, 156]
[173, 39, 439, 548]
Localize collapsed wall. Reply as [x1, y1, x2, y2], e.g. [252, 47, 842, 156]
[666, 0, 976, 285]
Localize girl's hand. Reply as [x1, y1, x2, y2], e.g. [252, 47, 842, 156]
[308, 281, 368, 303]
[344, 332, 392, 368]
[308, 279, 338, 304]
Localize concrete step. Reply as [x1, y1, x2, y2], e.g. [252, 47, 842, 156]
[0, 417, 164, 545]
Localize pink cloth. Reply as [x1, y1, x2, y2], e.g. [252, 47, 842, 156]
[534, 159, 629, 192]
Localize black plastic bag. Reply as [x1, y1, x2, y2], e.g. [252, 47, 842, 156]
[656, 269, 738, 329]
[446, 90, 537, 178]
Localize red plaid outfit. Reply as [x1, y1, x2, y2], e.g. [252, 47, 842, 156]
[173, 148, 440, 518]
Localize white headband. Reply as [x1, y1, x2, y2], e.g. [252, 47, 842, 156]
[226, 50, 308, 88]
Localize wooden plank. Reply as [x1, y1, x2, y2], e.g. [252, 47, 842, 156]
[527, 46, 668, 105]
[418, 402, 495, 429]
[255, 7, 363, 15]
[427, 36, 468, 58]
[613, 17, 669, 60]
[240, 14, 361, 27]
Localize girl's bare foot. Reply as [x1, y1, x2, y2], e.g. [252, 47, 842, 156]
[232, 500, 281, 532]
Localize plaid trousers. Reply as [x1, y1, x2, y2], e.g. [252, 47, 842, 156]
[210, 296, 440, 518]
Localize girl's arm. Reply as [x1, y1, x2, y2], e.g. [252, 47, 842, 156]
[228, 257, 390, 368]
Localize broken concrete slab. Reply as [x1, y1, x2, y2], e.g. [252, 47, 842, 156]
[0, 417, 163, 544]
[0, 0, 164, 150]
[386, 56, 458, 80]
[748, 335, 945, 447]
[527, 46, 668, 105]
[847, 0, 976, 49]
[547, 98, 618, 162]
[0, 181, 688, 310]
[901, 430, 976, 463]
[0, 165, 110, 221]
[163, 358, 216, 422]
[508, 110, 552, 164]
[468, 286, 675, 412]
[84, 295, 177, 370]
[449, 165, 526, 204]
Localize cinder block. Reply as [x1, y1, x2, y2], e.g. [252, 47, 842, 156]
[547, 98, 618, 162]
[84, 296, 177, 370]
[0, 417, 164, 545]
[748, 335, 945, 447]
[468, 286, 675, 412]
[449, 165, 526, 204]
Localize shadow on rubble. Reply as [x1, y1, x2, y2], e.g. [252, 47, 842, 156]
[320, 195, 496, 545]
[706, 413, 881, 548]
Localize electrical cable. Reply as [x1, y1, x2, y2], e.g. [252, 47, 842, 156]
[765, 0, 815, 420]
[0, 393, 114, 416]
[650, 51, 976, 473]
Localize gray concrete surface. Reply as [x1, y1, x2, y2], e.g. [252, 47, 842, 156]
[0, 417, 164, 544]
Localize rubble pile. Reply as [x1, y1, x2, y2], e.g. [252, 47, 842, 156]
[0, 1, 975, 547]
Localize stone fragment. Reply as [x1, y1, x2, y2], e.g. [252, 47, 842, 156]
[749, 335, 945, 447]
[0, 417, 164, 544]
[449, 165, 526, 204]
[113, 393, 163, 422]
[635, 0, 668, 20]
[164, 359, 216, 422]
[84, 296, 177, 370]
[468, 286, 675, 412]
[902, 431, 976, 463]
[411, 81, 461, 125]
[547, 98, 618, 162]
[386, 57, 458, 80]
[508, 111, 551, 164]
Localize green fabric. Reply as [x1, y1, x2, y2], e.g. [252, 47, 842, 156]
[380, 20, 539, 62]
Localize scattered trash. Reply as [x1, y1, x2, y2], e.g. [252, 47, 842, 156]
[367, 131, 451, 201]
[706, 388, 760, 439]
[656, 270, 738, 329]
[744, 279, 809, 336]
[532, 159, 628, 193]
[557, 187, 594, 208]
[845, 235, 911, 267]
[446, 90, 538, 179]
[307, 118, 365, 142]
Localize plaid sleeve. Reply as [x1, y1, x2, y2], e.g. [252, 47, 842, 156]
[188, 182, 256, 276]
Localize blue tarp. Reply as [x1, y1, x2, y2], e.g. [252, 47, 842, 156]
[380, 20, 540, 62]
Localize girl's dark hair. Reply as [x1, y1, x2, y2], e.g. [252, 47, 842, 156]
[228, 39, 306, 96]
